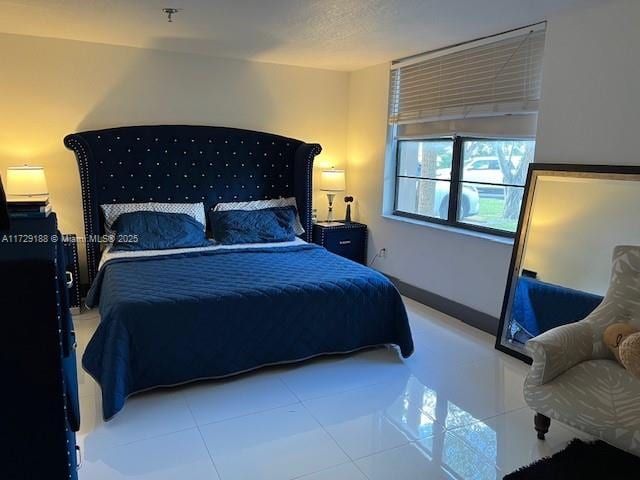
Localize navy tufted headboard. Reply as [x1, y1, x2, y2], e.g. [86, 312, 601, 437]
[64, 125, 321, 283]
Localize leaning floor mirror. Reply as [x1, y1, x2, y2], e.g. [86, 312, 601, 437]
[496, 164, 640, 361]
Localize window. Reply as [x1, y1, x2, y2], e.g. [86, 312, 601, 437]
[394, 137, 535, 235]
[387, 23, 545, 237]
[396, 139, 453, 220]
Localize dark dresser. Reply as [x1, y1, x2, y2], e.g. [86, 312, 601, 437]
[0, 213, 80, 480]
[312, 221, 367, 265]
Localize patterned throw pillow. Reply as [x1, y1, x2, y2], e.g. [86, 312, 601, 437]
[213, 197, 304, 235]
[101, 202, 206, 239]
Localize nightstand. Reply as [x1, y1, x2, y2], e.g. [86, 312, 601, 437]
[62, 234, 81, 312]
[312, 221, 367, 264]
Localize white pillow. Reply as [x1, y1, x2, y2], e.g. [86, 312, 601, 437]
[213, 197, 305, 235]
[101, 202, 206, 237]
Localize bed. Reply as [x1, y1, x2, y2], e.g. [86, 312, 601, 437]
[65, 125, 413, 420]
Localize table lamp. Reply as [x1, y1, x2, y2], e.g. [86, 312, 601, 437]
[6, 166, 49, 202]
[320, 167, 345, 222]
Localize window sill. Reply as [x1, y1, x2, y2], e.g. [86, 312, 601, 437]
[381, 213, 515, 246]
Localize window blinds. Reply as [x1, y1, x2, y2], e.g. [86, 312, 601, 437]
[389, 23, 546, 125]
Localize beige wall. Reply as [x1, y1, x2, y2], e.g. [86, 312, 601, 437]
[0, 33, 349, 279]
[535, 0, 640, 166]
[346, 0, 640, 318]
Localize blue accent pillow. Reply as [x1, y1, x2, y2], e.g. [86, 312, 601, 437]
[209, 206, 298, 245]
[111, 211, 211, 251]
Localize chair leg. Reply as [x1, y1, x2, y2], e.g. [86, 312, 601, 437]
[534, 413, 551, 440]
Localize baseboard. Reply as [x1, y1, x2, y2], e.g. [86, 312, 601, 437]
[386, 275, 499, 336]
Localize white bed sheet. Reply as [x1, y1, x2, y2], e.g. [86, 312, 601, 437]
[98, 237, 308, 270]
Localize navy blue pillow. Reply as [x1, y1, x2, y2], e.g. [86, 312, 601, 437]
[111, 211, 211, 251]
[209, 206, 298, 245]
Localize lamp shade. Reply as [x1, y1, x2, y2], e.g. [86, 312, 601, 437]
[320, 168, 345, 192]
[6, 166, 48, 196]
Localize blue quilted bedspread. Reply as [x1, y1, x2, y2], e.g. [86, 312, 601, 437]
[83, 244, 413, 419]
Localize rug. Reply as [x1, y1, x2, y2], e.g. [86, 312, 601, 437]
[504, 439, 640, 479]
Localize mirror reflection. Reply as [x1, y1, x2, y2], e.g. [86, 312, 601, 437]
[499, 168, 640, 357]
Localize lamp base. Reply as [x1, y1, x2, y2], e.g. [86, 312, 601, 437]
[326, 192, 336, 222]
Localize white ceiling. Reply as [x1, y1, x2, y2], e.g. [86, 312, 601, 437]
[0, 0, 600, 71]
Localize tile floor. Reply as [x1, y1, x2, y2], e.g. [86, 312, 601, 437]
[75, 297, 589, 480]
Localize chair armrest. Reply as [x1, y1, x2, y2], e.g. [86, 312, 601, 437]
[525, 321, 594, 386]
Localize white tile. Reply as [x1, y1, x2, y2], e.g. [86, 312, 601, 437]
[403, 297, 451, 334]
[304, 378, 444, 459]
[75, 328, 95, 356]
[79, 428, 219, 480]
[200, 404, 349, 480]
[71, 297, 554, 478]
[295, 462, 367, 480]
[405, 326, 496, 375]
[74, 310, 101, 332]
[400, 299, 502, 391]
[449, 407, 591, 474]
[77, 363, 101, 398]
[182, 371, 299, 425]
[410, 356, 527, 430]
[403, 297, 495, 347]
[355, 434, 499, 480]
[279, 347, 409, 400]
[74, 313, 102, 398]
[79, 389, 196, 452]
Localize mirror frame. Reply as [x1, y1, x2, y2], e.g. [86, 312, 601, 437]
[495, 163, 640, 362]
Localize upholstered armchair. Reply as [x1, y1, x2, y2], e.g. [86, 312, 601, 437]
[524, 245, 640, 456]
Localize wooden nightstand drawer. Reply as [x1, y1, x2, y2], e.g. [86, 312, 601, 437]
[312, 222, 367, 264]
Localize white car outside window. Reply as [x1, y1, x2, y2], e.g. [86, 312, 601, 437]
[463, 157, 504, 184]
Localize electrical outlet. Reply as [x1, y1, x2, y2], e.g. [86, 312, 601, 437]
[379, 248, 387, 258]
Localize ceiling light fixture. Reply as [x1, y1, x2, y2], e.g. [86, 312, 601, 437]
[162, 8, 181, 22]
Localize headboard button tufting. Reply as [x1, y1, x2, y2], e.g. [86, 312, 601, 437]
[63, 125, 321, 283]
